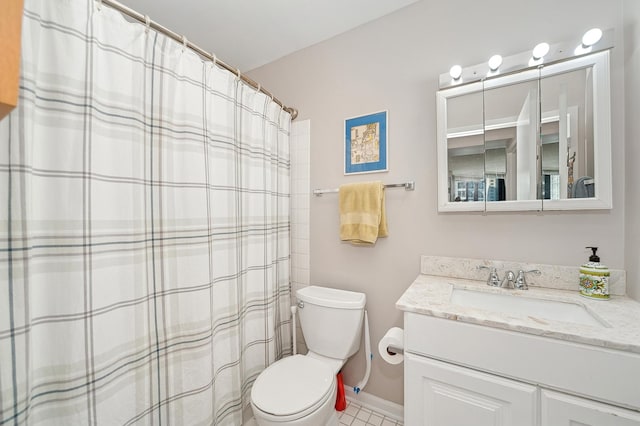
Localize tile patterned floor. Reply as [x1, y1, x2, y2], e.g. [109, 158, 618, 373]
[244, 399, 403, 426]
[337, 400, 403, 426]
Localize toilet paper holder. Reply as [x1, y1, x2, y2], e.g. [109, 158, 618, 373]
[386, 344, 404, 356]
[378, 327, 404, 365]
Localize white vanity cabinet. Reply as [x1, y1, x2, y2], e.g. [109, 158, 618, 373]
[403, 312, 640, 426]
[405, 353, 537, 425]
[541, 390, 640, 426]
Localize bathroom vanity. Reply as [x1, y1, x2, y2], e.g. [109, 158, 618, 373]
[397, 256, 640, 425]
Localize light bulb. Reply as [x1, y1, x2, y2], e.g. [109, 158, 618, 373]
[532, 42, 550, 60]
[582, 28, 602, 47]
[488, 55, 502, 71]
[449, 65, 462, 80]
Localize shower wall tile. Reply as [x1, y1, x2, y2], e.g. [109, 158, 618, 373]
[292, 238, 309, 255]
[296, 224, 309, 240]
[291, 119, 310, 289]
[290, 119, 311, 355]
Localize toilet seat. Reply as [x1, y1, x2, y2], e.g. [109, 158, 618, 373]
[251, 355, 335, 421]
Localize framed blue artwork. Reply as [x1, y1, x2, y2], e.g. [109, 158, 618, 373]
[344, 110, 388, 175]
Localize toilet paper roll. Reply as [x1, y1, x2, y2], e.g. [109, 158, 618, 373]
[378, 327, 404, 365]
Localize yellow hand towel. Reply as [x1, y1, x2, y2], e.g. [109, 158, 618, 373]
[339, 181, 388, 245]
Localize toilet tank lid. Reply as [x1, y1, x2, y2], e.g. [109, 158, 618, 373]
[296, 286, 366, 309]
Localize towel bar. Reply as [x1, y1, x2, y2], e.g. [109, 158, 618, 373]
[313, 181, 415, 196]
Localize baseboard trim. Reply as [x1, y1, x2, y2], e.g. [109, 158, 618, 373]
[343, 385, 404, 422]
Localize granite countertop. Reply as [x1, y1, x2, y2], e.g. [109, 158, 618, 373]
[396, 274, 640, 354]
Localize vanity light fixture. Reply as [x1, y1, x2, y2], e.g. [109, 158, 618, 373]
[438, 27, 612, 89]
[449, 65, 462, 80]
[488, 54, 502, 71]
[528, 57, 542, 67]
[532, 42, 550, 60]
[575, 28, 603, 56]
[529, 42, 550, 66]
[582, 28, 603, 47]
[574, 44, 592, 56]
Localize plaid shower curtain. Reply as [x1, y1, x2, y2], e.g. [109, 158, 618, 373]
[0, 0, 292, 424]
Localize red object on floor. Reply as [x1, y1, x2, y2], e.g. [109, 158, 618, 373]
[335, 372, 346, 411]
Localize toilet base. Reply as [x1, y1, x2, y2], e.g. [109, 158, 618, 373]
[251, 404, 340, 426]
[252, 409, 338, 426]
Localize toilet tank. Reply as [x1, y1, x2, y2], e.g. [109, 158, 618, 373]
[296, 286, 366, 361]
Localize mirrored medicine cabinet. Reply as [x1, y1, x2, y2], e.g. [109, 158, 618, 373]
[436, 50, 612, 212]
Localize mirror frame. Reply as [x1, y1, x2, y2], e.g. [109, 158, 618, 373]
[436, 50, 612, 212]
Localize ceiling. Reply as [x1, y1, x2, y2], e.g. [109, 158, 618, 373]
[119, 0, 419, 72]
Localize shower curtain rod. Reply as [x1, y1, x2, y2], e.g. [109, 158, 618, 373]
[99, 0, 298, 120]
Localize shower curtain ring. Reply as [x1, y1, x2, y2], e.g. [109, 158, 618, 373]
[144, 15, 151, 33]
[96, 0, 102, 10]
[181, 35, 188, 52]
[211, 52, 217, 68]
[236, 68, 242, 81]
[255, 83, 261, 95]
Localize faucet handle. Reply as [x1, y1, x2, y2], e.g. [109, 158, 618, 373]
[477, 265, 500, 287]
[515, 269, 541, 290]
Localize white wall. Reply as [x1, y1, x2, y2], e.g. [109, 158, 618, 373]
[624, 0, 640, 300]
[250, 0, 628, 405]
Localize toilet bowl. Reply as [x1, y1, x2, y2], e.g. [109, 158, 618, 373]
[250, 286, 366, 426]
[250, 355, 338, 426]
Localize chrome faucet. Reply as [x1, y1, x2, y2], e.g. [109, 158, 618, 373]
[477, 265, 500, 287]
[501, 270, 516, 289]
[478, 265, 541, 290]
[514, 269, 541, 290]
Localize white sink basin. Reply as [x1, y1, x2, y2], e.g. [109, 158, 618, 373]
[450, 288, 607, 328]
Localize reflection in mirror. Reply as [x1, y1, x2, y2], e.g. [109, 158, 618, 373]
[540, 67, 594, 200]
[485, 144, 506, 201]
[483, 78, 539, 203]
[446, 90, 484, 203]
[541, 121, 560, 199]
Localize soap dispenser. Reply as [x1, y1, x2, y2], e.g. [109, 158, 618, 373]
[579, 247, 610, 300]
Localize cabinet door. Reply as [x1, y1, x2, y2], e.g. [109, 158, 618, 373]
[542, 389, 640, 426]
[405, 353, 537, 426]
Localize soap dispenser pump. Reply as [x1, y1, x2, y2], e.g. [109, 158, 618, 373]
[579, 247, 610, 300]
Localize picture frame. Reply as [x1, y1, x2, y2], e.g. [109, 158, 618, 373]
[344, 110, 388, 175]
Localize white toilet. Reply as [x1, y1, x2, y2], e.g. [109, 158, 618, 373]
[250, 285, 366, 426]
